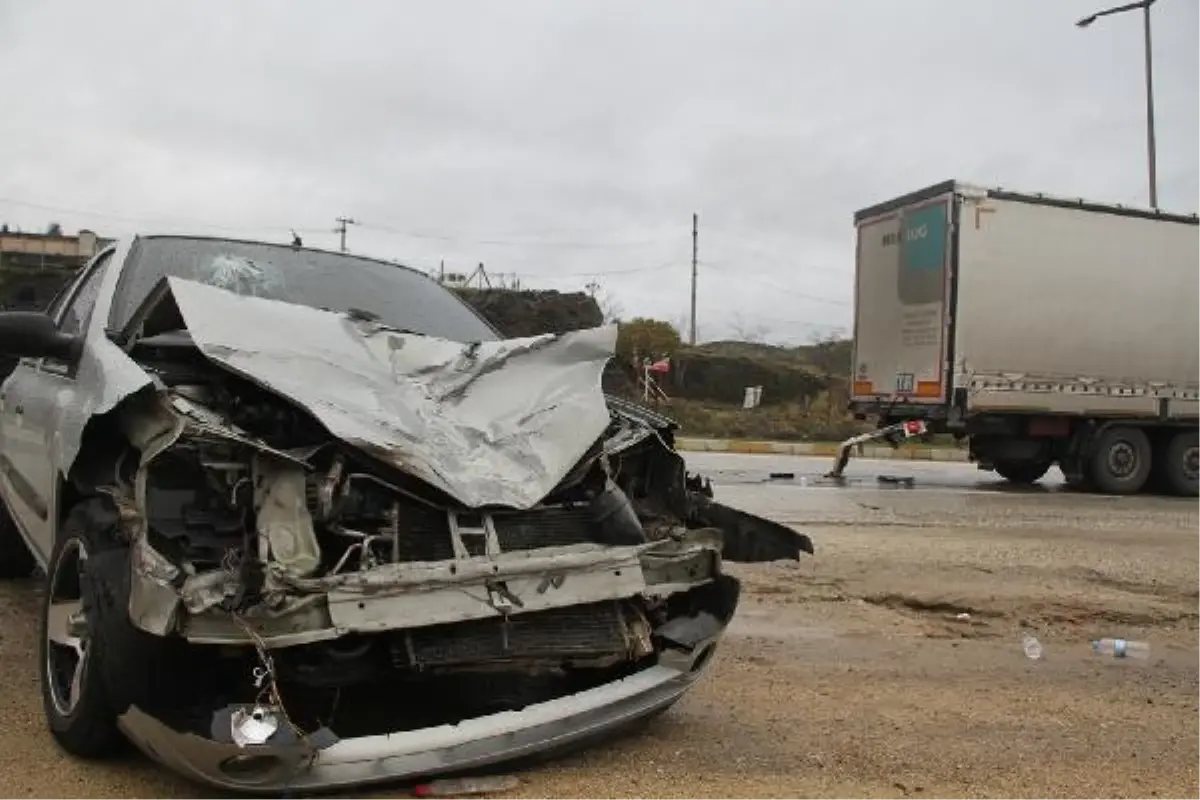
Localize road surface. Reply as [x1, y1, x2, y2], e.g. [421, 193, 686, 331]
[0, 454, 1195, 798]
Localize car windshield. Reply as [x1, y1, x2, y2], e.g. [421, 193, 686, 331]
[108, 236, 499, 343]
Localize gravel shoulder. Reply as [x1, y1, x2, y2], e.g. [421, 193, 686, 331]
[0, 473, 1195, 798]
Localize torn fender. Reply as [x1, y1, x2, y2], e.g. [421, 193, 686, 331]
[691, 495, 814, 561]
[131, 277, 618, 510]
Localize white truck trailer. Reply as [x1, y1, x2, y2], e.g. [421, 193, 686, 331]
[841, 180, 1199, 496]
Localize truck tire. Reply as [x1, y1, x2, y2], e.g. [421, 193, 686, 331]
[40, 500, 127, 757]
[1088, 426, 1152, 495]
[1160, 429, 1199, 497]
[0, 503, 36, 579]
[993, 459, 1051, 485]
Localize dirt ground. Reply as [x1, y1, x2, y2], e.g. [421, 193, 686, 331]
[0, 463, 1196, 798]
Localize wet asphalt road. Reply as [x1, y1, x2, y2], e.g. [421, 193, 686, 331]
[682, 450, 1067, 492]
[0, 454, 1195, 798]
[681, 452, 1195, 546]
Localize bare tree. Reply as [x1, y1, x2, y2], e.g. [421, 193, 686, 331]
[729, 311, 771, 343]
[671, 313, 689, 342]
[594, 287, 624, 323]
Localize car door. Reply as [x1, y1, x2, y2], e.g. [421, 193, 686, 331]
[0, 250, 114, 560]
[0, 283, 80, 554]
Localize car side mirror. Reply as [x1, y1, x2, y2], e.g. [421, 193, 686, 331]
[0, 312, 80, 362]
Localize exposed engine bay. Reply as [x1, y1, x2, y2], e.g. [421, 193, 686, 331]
[54, 276, 811, 789]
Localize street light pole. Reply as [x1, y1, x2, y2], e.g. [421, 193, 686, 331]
[1141, 2, 1157, 209]
[1076, 0, 1159, 208]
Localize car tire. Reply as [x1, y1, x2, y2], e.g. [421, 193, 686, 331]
[1160, 429, 1199, 497]
[0, 502, 37, 579]
[40, 499, 128, 758]
[993, 459, 1051, 485]
[1088, 426, 1152, 495]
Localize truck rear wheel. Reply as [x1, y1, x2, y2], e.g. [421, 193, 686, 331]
[1088, 426, 1152, 495]
[1160, 430, 1198, 497]
[993, 459, 1051, 485]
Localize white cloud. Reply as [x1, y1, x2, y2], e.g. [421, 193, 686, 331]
[1, 0, 1195, 344]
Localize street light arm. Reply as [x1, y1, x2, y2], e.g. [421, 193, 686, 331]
[1074, 0, 1160, 208]
[1077, 0, 1155, 27]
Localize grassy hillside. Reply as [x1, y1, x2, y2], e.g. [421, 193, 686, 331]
[692, 338, 853, 378]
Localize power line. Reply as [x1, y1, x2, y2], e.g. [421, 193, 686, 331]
[0, 196, 673, 249]
[700, 259, 851, 306]
[738, 313, 848, 329]
[0, 196, 324, 234]
[703, 231, 850, 277]
[354, 220, 669, 249]
[508, 259, 682, 280]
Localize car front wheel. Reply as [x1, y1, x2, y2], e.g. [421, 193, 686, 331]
[39, 501, 127, 758]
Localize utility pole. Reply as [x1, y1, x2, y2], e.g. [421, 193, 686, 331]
[689, 212, 698, 346]
[1077, 0, 1159, 207]
[334, 216, 358, 252]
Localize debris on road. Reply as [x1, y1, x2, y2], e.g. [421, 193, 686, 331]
[877, 474, 916, 487]
[1022, 634, 1044, 660]
[769, 472, 796, 480]
[413, 775, 521, 796]
[826, 420, 929, 479]
[1092, 638, 1151, 660]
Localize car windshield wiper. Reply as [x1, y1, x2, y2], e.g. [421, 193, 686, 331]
[341, 307, 422, 336]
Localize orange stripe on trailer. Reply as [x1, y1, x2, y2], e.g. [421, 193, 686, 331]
[915, 381, 942, 398]
[852, 380, 874, 395]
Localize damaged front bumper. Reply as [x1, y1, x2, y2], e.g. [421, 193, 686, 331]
[119, 659, 707, 794]
[137, 530, 726, 648]
[118, 532, 740, 793]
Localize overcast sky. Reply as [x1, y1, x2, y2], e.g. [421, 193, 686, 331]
[1, 1, 1196, 343]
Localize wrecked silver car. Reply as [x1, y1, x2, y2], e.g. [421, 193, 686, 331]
[0, 235, 811, 793]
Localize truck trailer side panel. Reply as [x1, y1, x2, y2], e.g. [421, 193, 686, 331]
[953, 192, 1199, 419]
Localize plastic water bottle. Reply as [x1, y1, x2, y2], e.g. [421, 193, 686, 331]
[1091, 638, 1150, 659]
[1021, 634, 1043, 660]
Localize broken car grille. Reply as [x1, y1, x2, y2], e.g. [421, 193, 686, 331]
[391, 503, 596, 562]
[392, 601, 635, 669]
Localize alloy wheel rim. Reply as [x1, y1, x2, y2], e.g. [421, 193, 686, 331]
[45, 538, 91, 717]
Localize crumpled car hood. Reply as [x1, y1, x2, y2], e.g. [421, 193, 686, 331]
[145, 277, 617, 510]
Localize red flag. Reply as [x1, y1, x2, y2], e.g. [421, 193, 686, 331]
[648, 358, 671, 374]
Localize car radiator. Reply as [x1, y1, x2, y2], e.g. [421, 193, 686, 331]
[390, 600, 643, 670]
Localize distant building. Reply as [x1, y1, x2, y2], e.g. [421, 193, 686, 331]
[0, 228, 113, 310]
